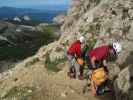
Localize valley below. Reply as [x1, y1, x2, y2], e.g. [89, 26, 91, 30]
[0, 20, 61, 72]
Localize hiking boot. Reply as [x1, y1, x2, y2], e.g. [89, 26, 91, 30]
[95, 86, 111, 95]
[67, 72, 76, 79]
[103, 86, 112, 92]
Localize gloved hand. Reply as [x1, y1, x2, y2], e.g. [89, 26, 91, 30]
[77, 58, 84, 65]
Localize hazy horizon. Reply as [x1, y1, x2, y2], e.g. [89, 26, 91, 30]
[0, 0, 70, 10]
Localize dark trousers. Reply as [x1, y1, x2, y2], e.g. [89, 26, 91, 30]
[85, 54, 103, 69]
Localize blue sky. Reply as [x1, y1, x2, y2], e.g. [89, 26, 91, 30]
[0, 0, 70, 8]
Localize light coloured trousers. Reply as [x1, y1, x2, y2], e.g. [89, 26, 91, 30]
[67, 54, 80, 78]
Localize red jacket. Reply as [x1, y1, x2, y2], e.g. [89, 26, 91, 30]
[88, 45, 110, 61]
[67, 40, 82, 57]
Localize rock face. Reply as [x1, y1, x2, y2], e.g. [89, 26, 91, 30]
[0, 0, 133, 100]
[114, 66, 133, 100]
[61, 0, 133, 99]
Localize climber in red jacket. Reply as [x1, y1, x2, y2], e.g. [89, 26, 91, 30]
[86, 42, 122, 70]
[67, 36, 85, 80]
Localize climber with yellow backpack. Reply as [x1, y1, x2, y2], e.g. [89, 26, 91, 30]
[85, 42, 122, 95]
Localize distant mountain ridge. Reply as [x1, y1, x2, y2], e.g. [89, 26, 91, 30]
[0, 6, 67, 23]
[31, 5, 69, 11]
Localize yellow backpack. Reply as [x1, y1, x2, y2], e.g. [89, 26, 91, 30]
[91, 67, 107, 86]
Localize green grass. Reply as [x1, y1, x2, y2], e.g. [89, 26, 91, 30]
[45, 53, 66, 72]
[39, 25, 60, 44]
[43, 26, 54, 35]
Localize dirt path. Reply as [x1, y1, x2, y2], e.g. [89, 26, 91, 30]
[0, 62, 114, 100]
[49, 66, 114, 100]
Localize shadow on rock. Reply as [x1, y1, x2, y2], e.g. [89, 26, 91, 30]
[114, 51, 133, 100]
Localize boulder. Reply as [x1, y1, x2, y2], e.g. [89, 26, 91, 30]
[114, 65, 133, 100]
